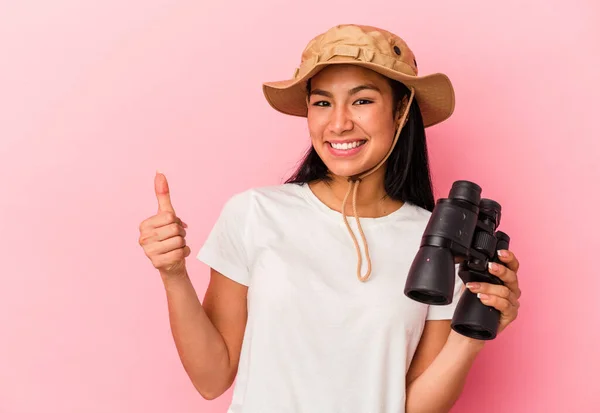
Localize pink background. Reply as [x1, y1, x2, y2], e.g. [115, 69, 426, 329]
[1, 1, 599, 412]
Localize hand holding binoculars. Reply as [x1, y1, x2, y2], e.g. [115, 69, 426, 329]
[404, 180, 510, 341]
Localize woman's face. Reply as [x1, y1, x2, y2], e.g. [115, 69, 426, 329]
[306, 64, 399, 179]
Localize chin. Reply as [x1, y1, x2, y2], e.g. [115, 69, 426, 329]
[324, 161, 372, 179]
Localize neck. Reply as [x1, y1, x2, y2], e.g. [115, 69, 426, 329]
[309, 166, 404, 218]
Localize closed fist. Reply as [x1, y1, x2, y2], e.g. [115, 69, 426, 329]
[139, 172, 191, 277]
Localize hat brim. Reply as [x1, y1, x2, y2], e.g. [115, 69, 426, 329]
[262, 60, 455, 128]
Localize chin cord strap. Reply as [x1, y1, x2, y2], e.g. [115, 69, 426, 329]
[341, 87, 415, 282]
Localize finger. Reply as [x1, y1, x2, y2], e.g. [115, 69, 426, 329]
[139, 223, 186, 245]
[152, 246, 191, 270]
[155, 171, 175, 213]
[139, 211, 182, 231]
[156, 223, 186, 241]
[497, 249, 519, 273]
[476, 293, 514, 315]
[488, 262, 521, 298]
[147, 235, 186, 255]
[466, 282, 519, 307]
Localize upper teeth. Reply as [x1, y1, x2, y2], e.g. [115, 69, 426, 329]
[331, 141, 364, 150]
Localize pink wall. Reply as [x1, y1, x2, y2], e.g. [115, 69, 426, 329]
[1, 1, 599, 412]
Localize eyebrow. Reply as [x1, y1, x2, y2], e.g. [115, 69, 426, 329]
[309, 84, 382, 98]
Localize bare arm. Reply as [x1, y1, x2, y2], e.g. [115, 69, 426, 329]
[141, 173, 248, 400]
[405, 320, 484, 413]
[162, 268, 248, 400]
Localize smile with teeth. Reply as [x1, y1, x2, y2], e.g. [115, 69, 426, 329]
[329, 140, 366, 150]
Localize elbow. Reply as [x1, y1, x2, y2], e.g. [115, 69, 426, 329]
[193, 369, 236, 401]
[194, 378, 232, 400]
[199, 389, 223, 401]
[195, 382, 228, 401]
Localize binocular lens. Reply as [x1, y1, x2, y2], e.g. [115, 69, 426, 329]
[406, 290, 448, 305]
[404, 246, 456, 305]
[452, 324, 494, 340]
[451, 289, 501, 340]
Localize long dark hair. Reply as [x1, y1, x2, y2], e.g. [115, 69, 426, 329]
[285, 77, 436, 212]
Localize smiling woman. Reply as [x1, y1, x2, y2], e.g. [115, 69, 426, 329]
[289, 64, 433, 214]
[139, 23, 522, 413]
[307, 68, 398, 176]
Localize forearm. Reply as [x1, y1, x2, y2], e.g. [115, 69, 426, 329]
[406, 330, 485, 413]
[161, 270, 232, 399]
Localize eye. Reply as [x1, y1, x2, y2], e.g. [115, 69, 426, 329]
[311, 100, 330, 107]
[354, 99, 373, 105]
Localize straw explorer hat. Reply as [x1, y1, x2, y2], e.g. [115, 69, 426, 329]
[262, 24, 456, 283]
[262, 24, 455, 128]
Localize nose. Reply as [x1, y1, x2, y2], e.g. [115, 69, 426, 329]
[328, 105, 354, 135]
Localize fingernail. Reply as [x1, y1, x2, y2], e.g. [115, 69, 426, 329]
[477, 293, 489, 300]
[488, 262, 498, 272]
[466, 282, 480, 290]
[497, 250, 506, 257]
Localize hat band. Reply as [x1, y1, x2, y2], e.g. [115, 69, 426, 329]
[293, 45, 417, 80]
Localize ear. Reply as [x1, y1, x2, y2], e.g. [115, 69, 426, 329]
[394, 95, 410, 127]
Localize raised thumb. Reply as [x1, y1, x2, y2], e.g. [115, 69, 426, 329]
[155, 171, 175, 213]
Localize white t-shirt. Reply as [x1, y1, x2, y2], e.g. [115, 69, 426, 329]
[196, 182, 463, 413]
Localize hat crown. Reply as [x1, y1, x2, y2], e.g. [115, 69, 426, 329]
[300, 24, 418, 76]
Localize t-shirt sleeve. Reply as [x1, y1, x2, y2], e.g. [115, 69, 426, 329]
[425, 264, 465, 321]
[196, 192, 251, 286]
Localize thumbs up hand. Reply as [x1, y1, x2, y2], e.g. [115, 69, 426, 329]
[139, 172, 191, 277]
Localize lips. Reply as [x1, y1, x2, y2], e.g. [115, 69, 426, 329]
[326, 139, 367, 157]
[329, 140, 367, 150]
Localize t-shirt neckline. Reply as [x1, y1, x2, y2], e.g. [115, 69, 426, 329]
[294, 182, 411, 225]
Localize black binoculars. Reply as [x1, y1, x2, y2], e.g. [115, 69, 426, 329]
[404, 180, 510, 341]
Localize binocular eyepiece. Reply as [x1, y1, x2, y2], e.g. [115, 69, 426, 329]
[404, 180, 510, 341]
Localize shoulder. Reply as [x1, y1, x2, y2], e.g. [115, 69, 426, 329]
[397, 201, 433, 228]
[380, 201, 433, 247]
[220, 183, 307, 215]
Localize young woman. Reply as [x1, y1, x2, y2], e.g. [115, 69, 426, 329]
[139, 24, 521, 413]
